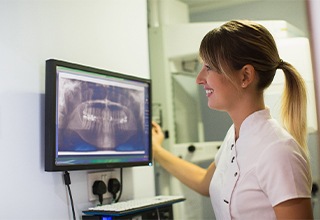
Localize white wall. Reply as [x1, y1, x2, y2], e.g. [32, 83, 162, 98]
[308, 1, 320, 123]
[307, 2, 320, 217]
[189, 0, 309, 37]
[0, 0, 155, 219]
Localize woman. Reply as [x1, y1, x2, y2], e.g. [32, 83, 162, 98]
[152, 20, 313, 219]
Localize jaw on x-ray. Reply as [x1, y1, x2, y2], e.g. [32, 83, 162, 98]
[57, 78, 144, 152]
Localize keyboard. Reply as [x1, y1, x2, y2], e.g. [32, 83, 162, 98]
[83, 195, 186, 216]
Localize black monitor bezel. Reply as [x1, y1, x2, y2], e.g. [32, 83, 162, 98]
[45, 59, 152, 172]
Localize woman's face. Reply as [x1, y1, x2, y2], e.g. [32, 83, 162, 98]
[196, 62, 240, 112]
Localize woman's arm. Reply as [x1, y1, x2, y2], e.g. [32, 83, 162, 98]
[152, 121, 215, 196]
[274, 198, 313, 219]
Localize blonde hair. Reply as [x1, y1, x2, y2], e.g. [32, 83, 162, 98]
[199, 20, 308, 152]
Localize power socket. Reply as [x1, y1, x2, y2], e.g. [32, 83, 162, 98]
[87, 171, 114, 202]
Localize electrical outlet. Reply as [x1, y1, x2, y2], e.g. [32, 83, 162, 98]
[87, 171, 113, 202]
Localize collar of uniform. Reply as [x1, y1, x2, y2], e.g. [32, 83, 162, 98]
[238, 108, 272, 138]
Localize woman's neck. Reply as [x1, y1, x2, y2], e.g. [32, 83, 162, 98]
[230, 94, 265, 140]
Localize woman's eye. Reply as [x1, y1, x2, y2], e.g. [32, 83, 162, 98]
[205, 65, 211, 71]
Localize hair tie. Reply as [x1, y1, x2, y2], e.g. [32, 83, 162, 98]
[277, 59, 284, 69]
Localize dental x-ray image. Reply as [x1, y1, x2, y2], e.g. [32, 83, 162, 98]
[57, 76, 145, 153]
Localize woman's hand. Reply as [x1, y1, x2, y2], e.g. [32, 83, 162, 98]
[152, 121, 164, 157]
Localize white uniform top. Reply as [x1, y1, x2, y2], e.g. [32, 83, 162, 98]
[210, 109, 312, 220]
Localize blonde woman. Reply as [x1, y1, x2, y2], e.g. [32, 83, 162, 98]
[152, 20, 313, 219]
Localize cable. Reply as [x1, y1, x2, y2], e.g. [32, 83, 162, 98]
[64, 171, 76, 220]
[114, 168, 123, 203]
[156, 208, 160, 220]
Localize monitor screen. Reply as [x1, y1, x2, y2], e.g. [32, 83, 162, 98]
[45, 59, 152, 171]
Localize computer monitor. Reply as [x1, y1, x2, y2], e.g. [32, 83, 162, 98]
[45, 59, 152, 171]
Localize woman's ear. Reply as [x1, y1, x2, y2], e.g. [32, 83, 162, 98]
[240, 64, 256, 88]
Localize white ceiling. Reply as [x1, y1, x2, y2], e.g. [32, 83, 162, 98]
[179, 0, 258, 14]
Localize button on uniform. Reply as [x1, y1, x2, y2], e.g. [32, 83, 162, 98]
[221, 143, 240, 208]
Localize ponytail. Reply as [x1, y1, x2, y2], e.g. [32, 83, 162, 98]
[280, 61, 308, 153]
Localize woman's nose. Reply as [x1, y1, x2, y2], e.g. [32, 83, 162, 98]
[196, 69, 205, 85]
